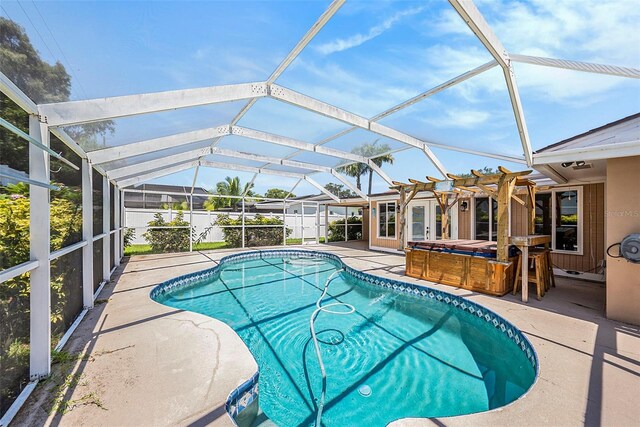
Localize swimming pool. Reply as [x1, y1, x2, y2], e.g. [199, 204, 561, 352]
[151, 250, 537, 426]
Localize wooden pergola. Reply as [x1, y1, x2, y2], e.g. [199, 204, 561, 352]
[391, 166, 537, 262]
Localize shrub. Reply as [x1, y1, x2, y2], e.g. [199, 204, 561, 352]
[214, 214, 291, 247]
[142, 211, 190, 253]
[123, 227, 135, 248]
[327, 216, 362, 242]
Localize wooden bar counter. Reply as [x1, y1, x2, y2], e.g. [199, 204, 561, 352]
[404, 240, 519, 296]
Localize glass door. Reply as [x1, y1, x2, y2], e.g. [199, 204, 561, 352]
[409, 201, 434, 241]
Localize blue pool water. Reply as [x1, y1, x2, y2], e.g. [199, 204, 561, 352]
[153, 251, 536, 426]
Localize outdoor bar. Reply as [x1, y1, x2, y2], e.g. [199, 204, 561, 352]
[399, 167, 545, 297]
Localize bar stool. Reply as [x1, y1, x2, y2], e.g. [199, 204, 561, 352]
[513, 251, 548, 300]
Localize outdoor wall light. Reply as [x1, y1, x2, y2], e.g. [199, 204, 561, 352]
[460, 201, 469, 212]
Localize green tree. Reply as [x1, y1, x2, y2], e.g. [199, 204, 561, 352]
[204, 176, 256, 210]
[142, 212, 190, 253]
[264, 188, 293, 199]
[0, 16, 114, 171]
[456, 167, 498, 178]
[336, 140, 394, 195]
[324, 183, 356, 199]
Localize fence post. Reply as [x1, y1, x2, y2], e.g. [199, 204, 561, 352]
[324, 205, 329, 243]
[316, 202, 320, 244]
[28, 115, 50, 379]
[300, 201, 305, 245]
[344, 207, 348, 242]
[189, 194, 193, 252]
[241, 197, 245, 248]
[282, 200, 286, 246]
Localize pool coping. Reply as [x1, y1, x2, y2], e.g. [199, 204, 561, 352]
[149, 249, 540, 426]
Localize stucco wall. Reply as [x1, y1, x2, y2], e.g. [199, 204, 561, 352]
[606, 156, 640, 325]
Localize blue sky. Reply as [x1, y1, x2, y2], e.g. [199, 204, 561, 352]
[2, 0, 639, 195]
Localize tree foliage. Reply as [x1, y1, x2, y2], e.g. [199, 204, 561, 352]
[142, 212, 190, 253]
[214, 214, 290, 247]
[264, 188, 293, 199]
[327, 216, 363, 242]
[204, 176, 257, 210]
[324, 183, 357, 199]
[336, 140, 394, 194]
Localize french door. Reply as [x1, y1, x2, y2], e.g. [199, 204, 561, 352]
[409, 201, 435, 242]
[408, 200, 457, 241]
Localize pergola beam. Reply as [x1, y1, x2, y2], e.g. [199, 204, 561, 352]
[88, 125, 230, 165]
[510, 54, 640, 79]
[448, 0, 533, 166]
[39, 82, 268, 127]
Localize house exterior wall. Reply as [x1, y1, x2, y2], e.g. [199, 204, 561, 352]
[606, 156, 640, 325]
[510, 183, 605, 274]
[369, 199, 400, 250]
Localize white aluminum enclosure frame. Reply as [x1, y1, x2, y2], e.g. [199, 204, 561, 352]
[1, 0, 640, 421]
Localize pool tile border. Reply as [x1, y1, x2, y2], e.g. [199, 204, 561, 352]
[150, 249, 539, 425]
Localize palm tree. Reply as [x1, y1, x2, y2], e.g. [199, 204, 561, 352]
[204, 176, 256, 210]
[336, 162, 367, 190]
[339, 140, 394, 195]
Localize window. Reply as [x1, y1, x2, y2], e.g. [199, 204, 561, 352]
[535, 188, 582, 253]
[378, 202, 396, 238]
[473, 197, 499, 241]
[435, 205, 452, 239]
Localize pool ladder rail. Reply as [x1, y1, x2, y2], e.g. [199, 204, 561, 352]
[309, 269, 355, 427]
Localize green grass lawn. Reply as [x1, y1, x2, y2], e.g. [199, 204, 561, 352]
[124, 238, 328, 256]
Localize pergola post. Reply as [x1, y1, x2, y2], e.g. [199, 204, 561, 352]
[527, 185, 537, 235]
[81, 159, 94, 308]
[398, 187, 407, 250]
[102, 175, 110, 282]
[496, 176, 516, 262]
[440, 193, 450, 240]
[28, 115, 51, 379]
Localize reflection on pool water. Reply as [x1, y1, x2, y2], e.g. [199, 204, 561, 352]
[152, 251, 537, 427]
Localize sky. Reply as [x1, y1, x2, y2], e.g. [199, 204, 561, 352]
[2, 0, 639, 196]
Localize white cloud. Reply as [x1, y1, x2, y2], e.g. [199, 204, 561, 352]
[430, 0, 640, 104]
[316, 6, 425, 55]
[423, 108, 490, 129]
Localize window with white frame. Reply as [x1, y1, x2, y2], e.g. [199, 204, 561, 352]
[535, 188, 582, 253]
[378, 201, 396, 238]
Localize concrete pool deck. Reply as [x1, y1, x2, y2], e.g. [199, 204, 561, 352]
[13, 243, 640, 426]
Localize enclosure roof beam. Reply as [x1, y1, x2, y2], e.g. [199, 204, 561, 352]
[38, 82, 268, 127]
[199, 159, 306, 179]
[87, 125, 230, 165]
[268, 84, 448, 177]
[0, 71, 38, 114]
[230, 0, 345, 126]
[231, 125, 368, 163]
[211, 146, 333, 173]
[448, 0, 533, 166]
[106, 146, 212, 180]
[330, 170, 369, 201]
[304, 176, 340, 202]
[312, 60, 499, 147]
[117, 161, 197, 188]
[510, 54, 640, 79]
